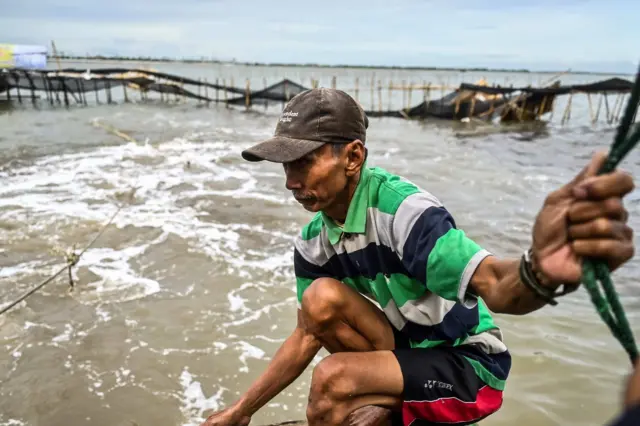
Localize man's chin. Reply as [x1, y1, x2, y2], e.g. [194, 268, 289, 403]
[297, 199, 321, 212]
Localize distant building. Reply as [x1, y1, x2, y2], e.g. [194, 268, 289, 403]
[0, 44, 48, 69]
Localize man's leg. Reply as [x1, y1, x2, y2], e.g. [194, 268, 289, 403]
[305, 346, 507, 426]
[299, 278, 402, 426]
[299, 278, 508, 426]
[300, 277, 396, 353]
[305, 351, 403, 426]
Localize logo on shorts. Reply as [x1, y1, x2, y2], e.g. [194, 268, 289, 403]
[425, 380, 453, 391]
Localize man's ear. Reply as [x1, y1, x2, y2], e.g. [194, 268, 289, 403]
[345, 140, 365, 177]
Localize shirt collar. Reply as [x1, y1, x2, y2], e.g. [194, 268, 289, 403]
[321, 164, 372, 245]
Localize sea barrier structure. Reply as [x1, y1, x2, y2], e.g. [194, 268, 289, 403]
[1, 66, 638, 126]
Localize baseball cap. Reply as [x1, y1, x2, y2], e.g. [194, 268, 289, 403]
[241, 87, 369, 163]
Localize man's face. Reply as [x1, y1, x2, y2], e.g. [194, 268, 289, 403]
[283, 144, 352, 213]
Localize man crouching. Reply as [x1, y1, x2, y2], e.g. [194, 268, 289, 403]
[201, 88, 635, 426]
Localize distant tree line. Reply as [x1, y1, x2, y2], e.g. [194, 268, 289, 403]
[50, 53, 627, 75]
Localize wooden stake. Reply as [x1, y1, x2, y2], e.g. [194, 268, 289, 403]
[204, 78, 209, 106]
[245, 78, 251, 110]
[15, 74, 22, 103]
[223, 78, 228, 107]
[424, 82, 431, 117]
[377, 80, 382, 112]
[469, 94, 477, 118]
[401, 80, 406, 111]
[604, 93, 611, 124]
[595, 93, 603, 123]
[370, 74, 375, 110]
[106, 80, 112, 104]
[561, 92, 573, 125]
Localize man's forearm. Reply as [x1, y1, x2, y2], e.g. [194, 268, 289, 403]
[234, 326, 322, 417]
[474, 257, 556, 315]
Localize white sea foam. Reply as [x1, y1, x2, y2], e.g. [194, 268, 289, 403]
[1, 131, 297, 309]
[179, 367, 226, 426]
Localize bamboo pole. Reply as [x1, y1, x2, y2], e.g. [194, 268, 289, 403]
[230, 78, 235, 105]
[76, 79, 87, 106]
[561, 92, 573, 125]
[518, 98, 527, 121]
[541, 94, 549, 119]
[469, 94, 477, 118]
[44, 74, 53, 105]
[204, 78, 209, 106]
[604, 93, 611, 124]
[424, 82, 431, 117]
[595, 93, 603, 123]
[611, 93, 623, 123]
[587, 93, 595, 125]
[197, 78, 202, 105]
[613, 93, 626, 122]
[284, 80, 290, 103]
[15, 74, 22, 103]
[370, 74, 375, 110]
[245, 78, 251, 110]
[50, 40, 62, 70]
[25, 72, 36, 105]
[223, 78, 228, 107]
[377, 80, 382, 112]
[331, 76, 336, 89]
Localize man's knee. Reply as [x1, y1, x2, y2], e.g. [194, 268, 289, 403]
[306, 355, 354, 425]
[301, 278, 346, 327]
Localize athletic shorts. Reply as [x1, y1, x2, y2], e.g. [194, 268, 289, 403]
[390, 327, 511, 426]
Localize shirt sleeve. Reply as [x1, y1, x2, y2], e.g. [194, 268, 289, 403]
[293, 236, 335, 309]
[390, 191, 492, 307]
[607, 404, 640, 426]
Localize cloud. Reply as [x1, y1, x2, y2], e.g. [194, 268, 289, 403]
[0, 0, 638, 72]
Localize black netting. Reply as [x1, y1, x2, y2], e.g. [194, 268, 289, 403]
[1, 68, 635, 122]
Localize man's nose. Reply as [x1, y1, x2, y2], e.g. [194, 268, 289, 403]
[284, 166, 302, 191]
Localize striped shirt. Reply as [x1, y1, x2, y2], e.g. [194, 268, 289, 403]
[293, 164, 508, 356]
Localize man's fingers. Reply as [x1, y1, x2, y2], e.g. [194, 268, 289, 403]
[571, 238, 635, 264]
[568, 198, 628, 223]
[572, 170, 635, 200]
[547, 151, 608, 203]
[568, 218, 633, 240]
[568, 151, 607, 185]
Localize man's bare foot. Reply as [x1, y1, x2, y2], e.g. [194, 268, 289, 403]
[343, 406, 394, 426]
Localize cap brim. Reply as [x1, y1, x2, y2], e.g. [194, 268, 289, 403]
[241, 136, 326, 163]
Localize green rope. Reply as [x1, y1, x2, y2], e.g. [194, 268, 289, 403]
[581, 63, 640, 364]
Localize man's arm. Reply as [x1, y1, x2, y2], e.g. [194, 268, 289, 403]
[468, 153, 635, 316]
[203, 241, 334, 426]
[233, 309, 323, 416]
[203, 310, 322, 426]
[468, 256, 551, 315]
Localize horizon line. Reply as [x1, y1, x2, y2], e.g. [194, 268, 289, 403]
[47, 53, 635, 77]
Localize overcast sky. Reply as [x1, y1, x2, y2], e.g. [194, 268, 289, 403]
[1, 0, 638, 73]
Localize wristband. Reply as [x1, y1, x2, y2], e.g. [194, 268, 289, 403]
[519, 249, 559, 305]
[519, 248, 578, 306]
